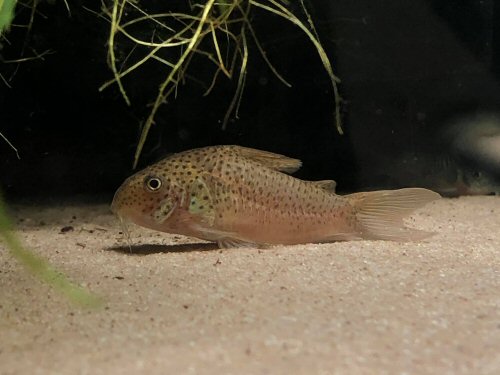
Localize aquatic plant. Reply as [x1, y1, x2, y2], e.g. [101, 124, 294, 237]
[2, 1, 342, 165]
[0, 0, 53, 154]
[0, 0, 19, 154]
[100, 0, 342, 168]
[0, 193, 101, 307]
[1, 2, 98, 305]
[0, 0, 16, 35]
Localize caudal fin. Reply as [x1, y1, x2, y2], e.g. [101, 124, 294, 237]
[347, 188, 441, 241]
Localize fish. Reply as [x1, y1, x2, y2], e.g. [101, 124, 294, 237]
[111, 145, 440, 248]
[443, 112, 500, 177]
[376, 153, 500, 197]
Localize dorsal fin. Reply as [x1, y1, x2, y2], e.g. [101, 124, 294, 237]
[228, 146, 302, 174]
[310, 180, 337, 193]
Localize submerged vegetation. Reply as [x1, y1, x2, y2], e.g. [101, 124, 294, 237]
[2, 1, 342, 165]
[0, 0, 16, 35]
[100, 0, 342, 168]
[0, 194, 101, 307]
[0, 0, 53, 157]
[2, 2, 100, 306]
[0, 0, 20, 156]
[0, 2, 339, 301]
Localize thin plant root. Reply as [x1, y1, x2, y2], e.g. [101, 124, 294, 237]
[101, 0, 343, 168]
[1, 0, 56, 155]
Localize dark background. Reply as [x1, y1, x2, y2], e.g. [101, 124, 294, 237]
[1, 0, 500, 201]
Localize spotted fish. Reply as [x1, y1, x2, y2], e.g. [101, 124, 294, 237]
[111, 145, 440, 248]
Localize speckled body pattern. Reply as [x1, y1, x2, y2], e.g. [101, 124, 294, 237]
[112, 146, 440, 247]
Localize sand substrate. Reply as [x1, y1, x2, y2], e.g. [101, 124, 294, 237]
[1, 196, 499, 374]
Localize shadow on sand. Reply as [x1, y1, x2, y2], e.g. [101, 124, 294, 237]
[107, 242, 219, 255]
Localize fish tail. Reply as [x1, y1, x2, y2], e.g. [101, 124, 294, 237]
[346, 188, 441, 241]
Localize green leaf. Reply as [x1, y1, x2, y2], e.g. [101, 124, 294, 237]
[0, 0, 17, 36]
[0, 192, 102, 308]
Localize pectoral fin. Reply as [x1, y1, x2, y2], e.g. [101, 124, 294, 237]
[229, 146, 302, 174]
[190, 222, 263, 249]
[217, 238, 263, 249]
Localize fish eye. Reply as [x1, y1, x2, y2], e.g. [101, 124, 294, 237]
[144, 176, 162, 192]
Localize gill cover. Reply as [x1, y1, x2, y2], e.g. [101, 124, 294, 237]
[188, 177, 215, 226]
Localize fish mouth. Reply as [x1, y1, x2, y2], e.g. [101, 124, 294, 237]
[110, 187, 147, 229]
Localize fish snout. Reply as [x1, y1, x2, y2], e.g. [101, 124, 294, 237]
[110, 196, 119, 215]
[111, 185, 127, 215]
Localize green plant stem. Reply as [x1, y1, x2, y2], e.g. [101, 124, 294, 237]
[133, 0, 217, 169]
[250, 0, 343, 134]
[0, 195, 102, 308]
